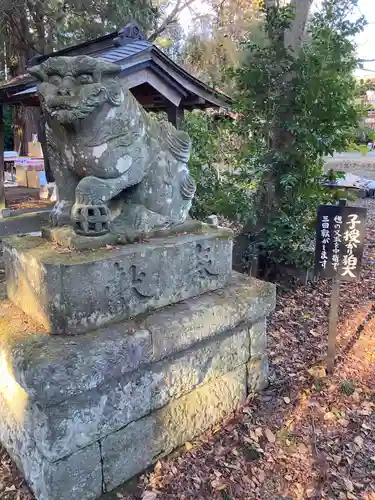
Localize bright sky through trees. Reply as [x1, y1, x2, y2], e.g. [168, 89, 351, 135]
[178, 0, 375, 76]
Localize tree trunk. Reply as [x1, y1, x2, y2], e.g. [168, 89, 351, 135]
[233, 0, 313, 275]
[38, 112, 54, 182]
[6, 8, 32, 154]
[6, 2, 46, 155]
[14, 106, 40, 156]
[283, 0, 312, 54]
[269, 0, 313, 154]
[0, 105, 5, 210]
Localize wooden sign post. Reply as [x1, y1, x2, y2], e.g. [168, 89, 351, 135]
[315, 199, 367, 374]
[327, 277, 340, 374]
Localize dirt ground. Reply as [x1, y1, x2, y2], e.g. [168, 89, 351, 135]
[5, 186, 53, 211]
[1, 200, 375, 500]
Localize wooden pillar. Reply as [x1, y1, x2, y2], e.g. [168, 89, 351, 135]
[0, 105, 5, 210]
[167, 104, 184, 129]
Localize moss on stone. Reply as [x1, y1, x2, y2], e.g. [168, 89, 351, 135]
[3, 235, 46, 251]
[4, 226, 233, 266]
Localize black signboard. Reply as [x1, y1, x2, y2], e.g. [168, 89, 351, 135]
[315, 204, 367, 281]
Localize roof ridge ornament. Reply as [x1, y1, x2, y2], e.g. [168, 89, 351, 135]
[114, 22, 147, 46]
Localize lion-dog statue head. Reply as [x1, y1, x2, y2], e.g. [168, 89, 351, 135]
[29, 55, 122, 125]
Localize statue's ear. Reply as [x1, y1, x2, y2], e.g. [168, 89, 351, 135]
[28, 65, 46, 82]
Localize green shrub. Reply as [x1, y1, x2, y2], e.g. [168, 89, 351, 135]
[229, 0, 364, 269]
[184, 110, 252, 223]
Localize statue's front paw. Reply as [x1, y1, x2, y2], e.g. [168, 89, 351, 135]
[50, 201, 73, 227]
[75, 177, 111, 205]
[71, 203, 111, 236]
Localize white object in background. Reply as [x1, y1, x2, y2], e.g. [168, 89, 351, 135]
[4, 151, 18, 159]
[49, 183, 57, 202]
[366, 90, 375, 106]
[39, 171, 49, 198]
[335, 173, 362, 187]
[4, 171, 18, 186]
[39, 185, 49, 199]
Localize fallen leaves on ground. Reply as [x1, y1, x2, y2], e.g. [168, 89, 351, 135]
[1, 200, 375, 499]
[131, 198, 375, 500]
[5, 186, 54, 211]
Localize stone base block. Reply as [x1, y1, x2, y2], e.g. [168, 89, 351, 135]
[42, 219, 219, 250]
[0, 394, 102, 500]
[3, 227, 232, 334]
[0, 273, 275, 500]
[101, 367, 246, 491]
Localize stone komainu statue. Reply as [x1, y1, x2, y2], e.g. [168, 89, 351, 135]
[29, 55, 196, 237]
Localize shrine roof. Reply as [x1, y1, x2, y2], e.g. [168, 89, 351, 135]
[0, 23, 231, 110]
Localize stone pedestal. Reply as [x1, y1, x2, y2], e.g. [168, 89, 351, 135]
[2, 49, 279, 500]
[1, 222, 276, 500]
[0, 273, 275, 500]
[3, 227, 232, 334]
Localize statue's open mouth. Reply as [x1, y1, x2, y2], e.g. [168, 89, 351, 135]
[46, 89, 107, 123]
[46, 87, 107, 121]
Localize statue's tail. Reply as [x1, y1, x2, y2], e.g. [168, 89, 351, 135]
[161, 121, 191, 163]
[180, 171, 196, 200]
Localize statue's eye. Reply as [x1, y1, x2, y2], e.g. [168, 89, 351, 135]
[78, 74, 93, 84]
[49, 75, 62, 86]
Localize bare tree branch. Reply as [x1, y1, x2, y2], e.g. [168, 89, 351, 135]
[148, 0, 197, 42]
